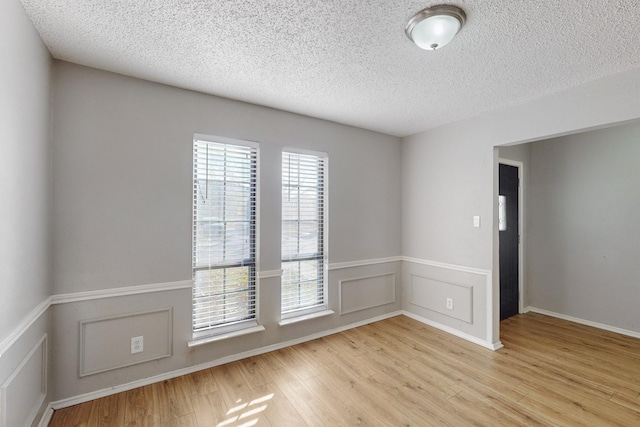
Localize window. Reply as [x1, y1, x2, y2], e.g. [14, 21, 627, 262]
[192, 136, 258, 334]
[281, 150, 327, 317]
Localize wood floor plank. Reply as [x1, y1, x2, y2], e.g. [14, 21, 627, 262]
[49, 313, 640, 426]
[87, 392, 126, 426]
[318, 329, 368, 359]
[49, 400, 93, 427]
[152, 377, 194, 424]
[520, 378, 640, 426]
[125, 415, 161, 427]
[447, 391, 528, 427]
[241, 352, 284, 371]
[303, 366, 382, 426]
[125, 384, 159, 424]
[190, 391, 228, 426]
[210, 379, 275, 427]
[239, 356, 279, 389]
[610, 390, 640, 413]
[271, 365, 348, 427]
[294, 338, 335, 367]
[322, 343, 376, 380]
[183, 368, 219, 397]
[161, 413, 198, 427]
[503, 326, 640, 396]
[250, 383, 307, 427]
[271, 345, 324, 381]
[367, 370, 461, 426]
[210, 361, 256, 411]
[346, 375, 418, 426]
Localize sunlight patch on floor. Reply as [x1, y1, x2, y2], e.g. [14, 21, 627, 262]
[218, 392, 274, 427]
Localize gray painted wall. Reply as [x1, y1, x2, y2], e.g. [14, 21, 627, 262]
[52, 61, 402, 294]
[499, 144, 530, 165]
[402, 67, 640, 346]
[0, 0, 53, 425]
[528, 122, 640, 332]
[0, 0, 52, 345]
[50, 61, 403, 400]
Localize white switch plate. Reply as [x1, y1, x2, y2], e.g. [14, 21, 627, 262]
[446, 298, 454, 310]
[473, 216, 481, 228]
[131, 336, 143, 354]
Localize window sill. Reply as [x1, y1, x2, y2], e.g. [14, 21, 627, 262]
[187, 324, 265, 348]
[278, 309, 335, 326]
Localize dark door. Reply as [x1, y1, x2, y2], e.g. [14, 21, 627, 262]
[499, 164, 519, 320]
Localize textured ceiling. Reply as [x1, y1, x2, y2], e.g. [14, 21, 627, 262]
[18, 0, 640, 137]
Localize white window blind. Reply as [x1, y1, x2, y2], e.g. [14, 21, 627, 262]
[281, 150, 326, 316]
[193, 138, 257, 332]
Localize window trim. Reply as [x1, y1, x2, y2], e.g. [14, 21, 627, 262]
[278, 309, 335, 326]
[192, 134, 261, 339]
[189, 321, 264, 347]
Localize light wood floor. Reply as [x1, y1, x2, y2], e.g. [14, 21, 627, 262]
[49, 313, 640, 426]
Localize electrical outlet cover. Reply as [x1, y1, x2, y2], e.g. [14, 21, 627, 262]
[446, 298, 454, 310]
[131, 336, 144, 354]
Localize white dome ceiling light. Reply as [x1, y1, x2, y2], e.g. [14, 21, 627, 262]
[406, 5, 466, 50]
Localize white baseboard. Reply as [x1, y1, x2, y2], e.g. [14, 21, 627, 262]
[403, 311, 503, 351]
[37, 404, 53, 427]
[525, 306, 640, 340]
[48, 310, 403, 410]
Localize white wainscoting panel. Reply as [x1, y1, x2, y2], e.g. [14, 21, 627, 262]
[0, 334, 47, 427]
[79, 308, 173, 377]
[0, 298, 50, 359]
[340, 273, 396, 315]
[410, 275, 473, 323]
[403, 258, 497, 348]
[49, 311, 403, 411]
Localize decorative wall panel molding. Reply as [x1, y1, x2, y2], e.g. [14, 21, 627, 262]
[52, 280, 192, 305]
[0, 334, 47, 427]
[328, 256, 402, 270]
[0, 298, 50, 358]
[402, 256, 490, 275]
[410, 274, 473, 323]
[79, 308, 173, 377]
[339, 273, 396, 315]
[403, 256, 496, 347]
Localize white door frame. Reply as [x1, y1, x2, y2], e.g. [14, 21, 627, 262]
[498, 158, 524, 314]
